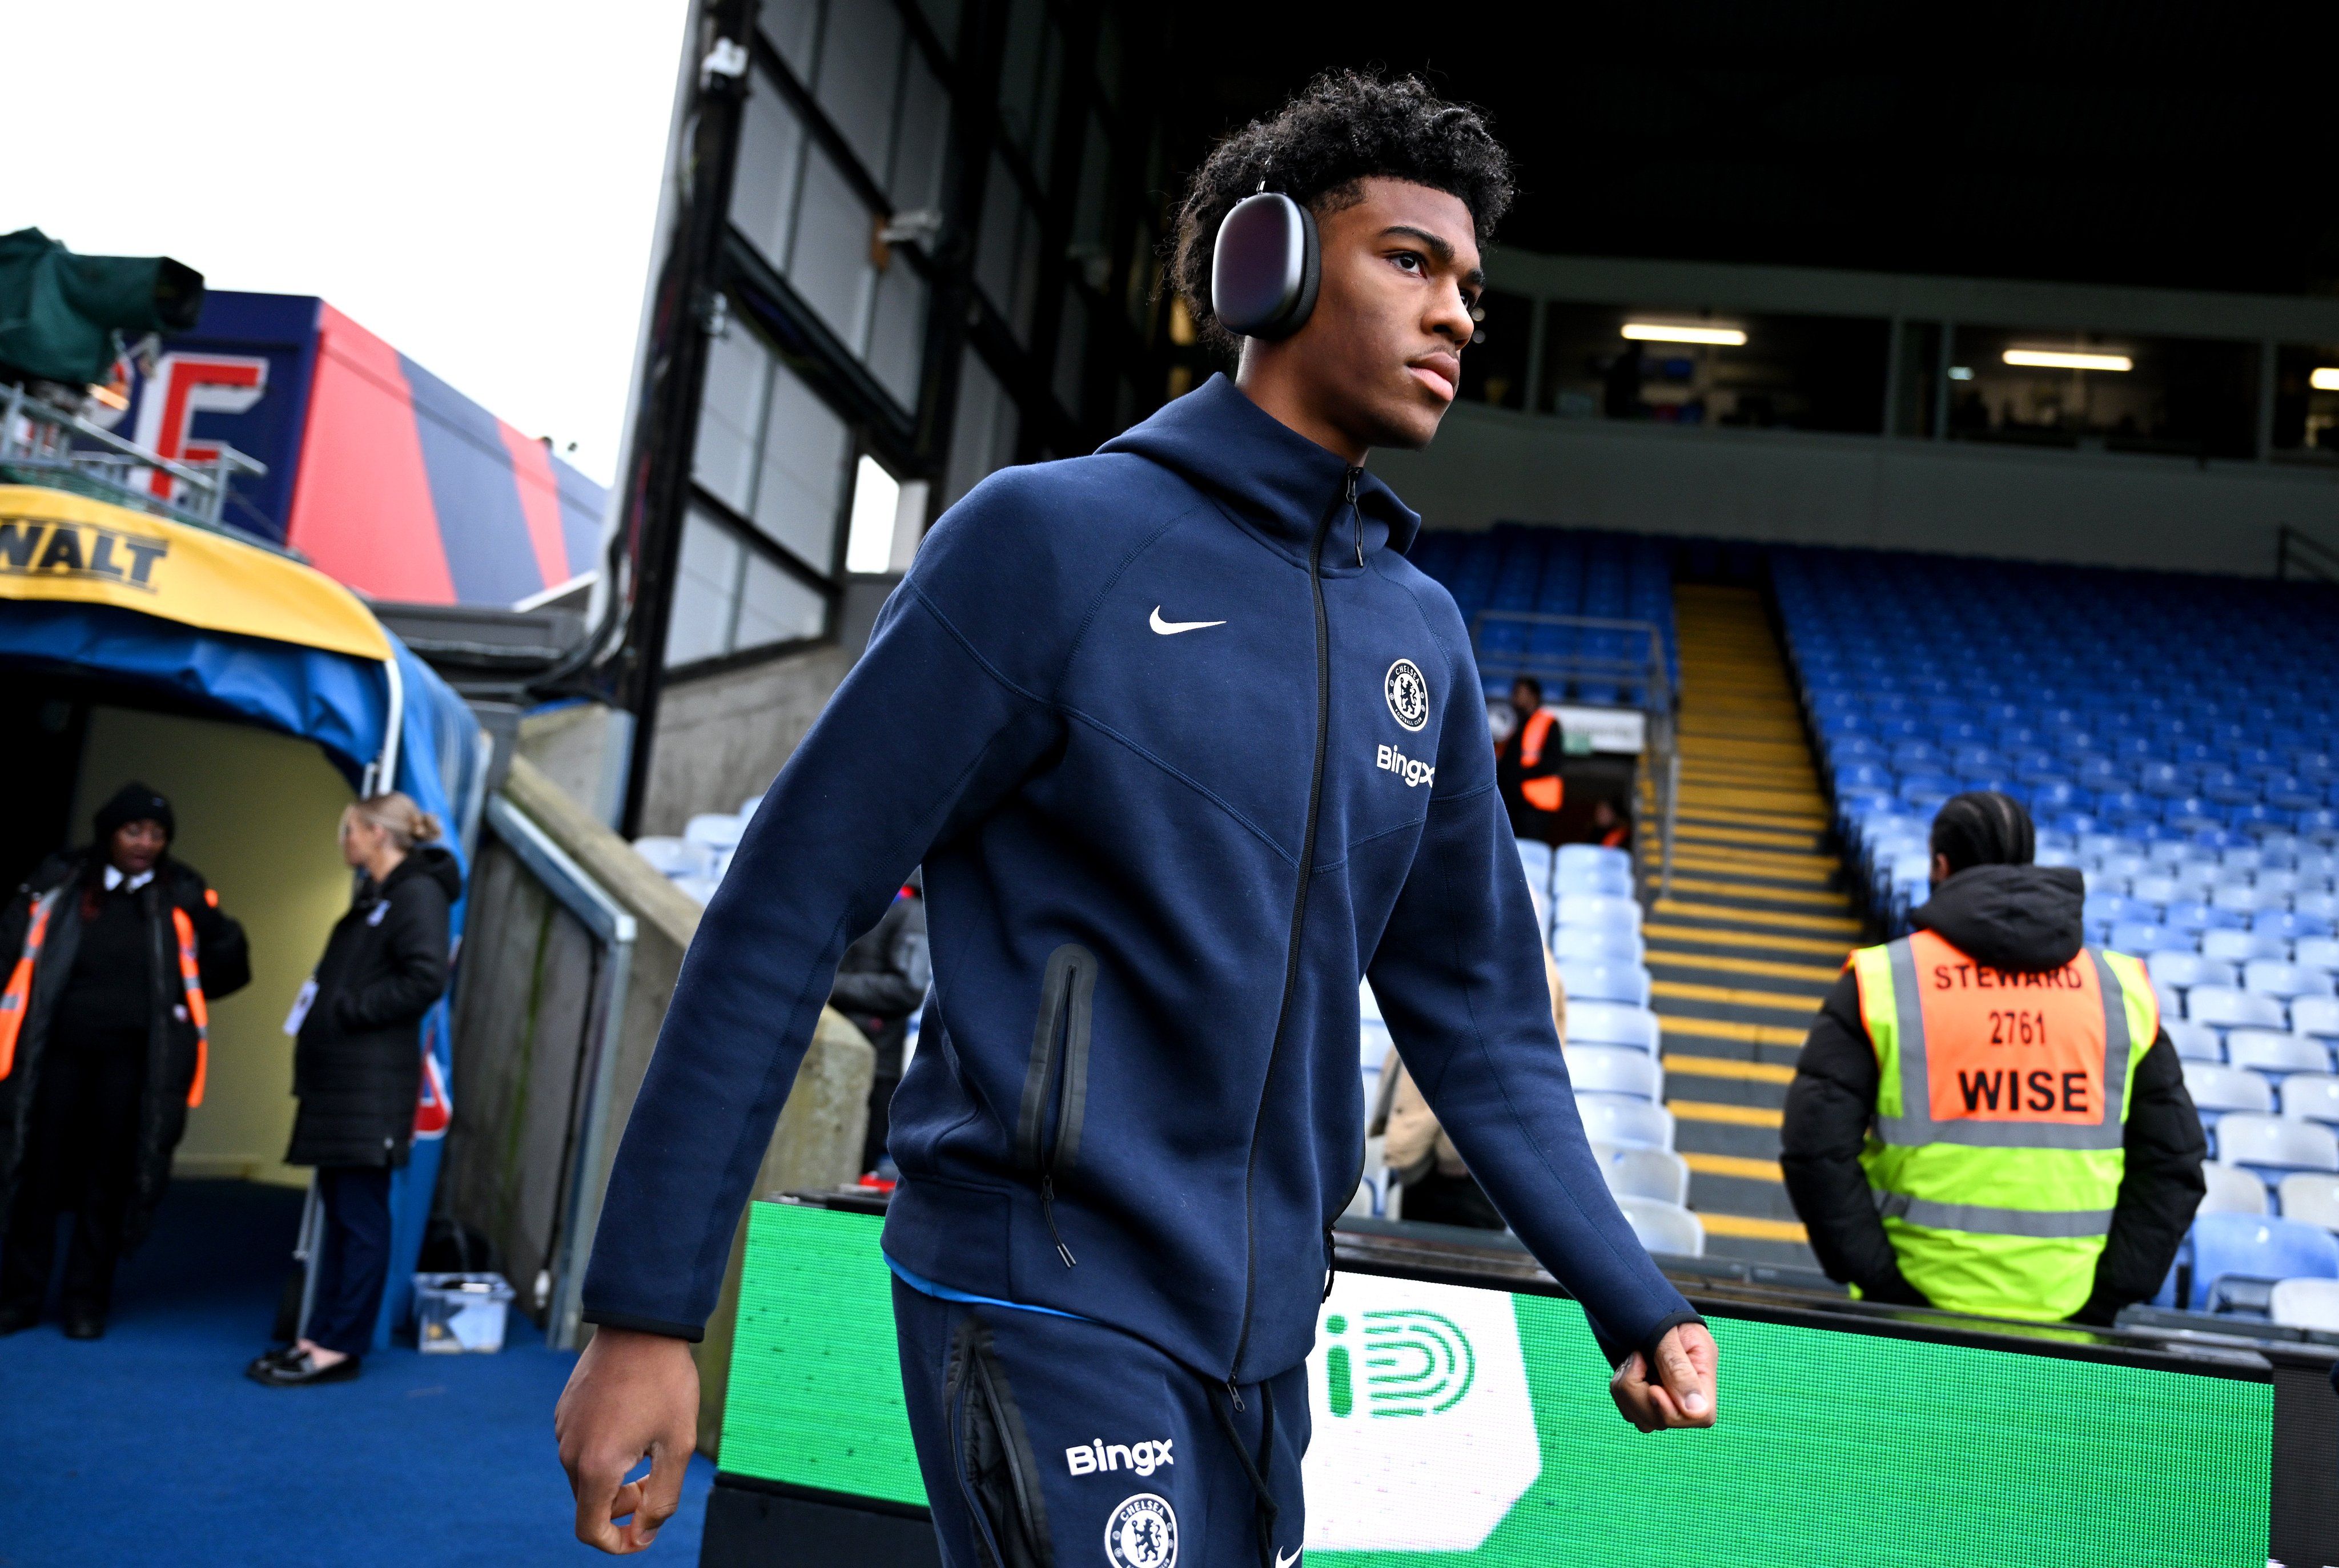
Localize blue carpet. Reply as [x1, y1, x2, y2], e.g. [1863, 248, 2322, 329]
[2, 1180, 711, 1567]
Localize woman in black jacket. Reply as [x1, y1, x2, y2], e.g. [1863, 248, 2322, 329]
[248, 792, 457, 1386]
[0, 782, 249, 1339]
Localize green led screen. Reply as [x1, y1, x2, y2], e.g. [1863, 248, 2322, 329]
[722, 1201, 2270, 1566]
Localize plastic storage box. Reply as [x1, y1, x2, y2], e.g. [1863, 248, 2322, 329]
[413, 1272, 515, 1353]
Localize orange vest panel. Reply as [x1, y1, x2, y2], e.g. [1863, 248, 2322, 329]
[1518, 708, 1557, 767]
[1905, 928, 2110, 1126]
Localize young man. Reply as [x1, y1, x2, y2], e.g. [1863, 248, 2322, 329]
[558, 71, 1719, 1562]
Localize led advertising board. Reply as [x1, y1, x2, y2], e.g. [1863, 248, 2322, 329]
[720, 1201, 2270, 1566]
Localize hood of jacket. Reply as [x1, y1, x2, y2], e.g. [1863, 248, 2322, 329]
[375, 845, 462, 904]
[1911, 863, 2085, 971]
[1097, 372, 1421, 566]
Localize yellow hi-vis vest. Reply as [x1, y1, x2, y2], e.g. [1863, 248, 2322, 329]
[1851, 929, 2157, 1322]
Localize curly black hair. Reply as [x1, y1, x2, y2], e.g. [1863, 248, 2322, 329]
[1170, 70, 1514, 347]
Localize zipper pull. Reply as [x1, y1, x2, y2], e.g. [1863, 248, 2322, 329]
[1040, 1174, 1076, 1268]
[1225, 1377, 1245, 1413]
[1347, 467, 1364, 566]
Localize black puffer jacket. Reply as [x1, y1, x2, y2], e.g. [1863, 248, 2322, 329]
[1780, 864, 2208, 1325]
[0, 850, 250, 1247]
[286, 847, 458, 1168]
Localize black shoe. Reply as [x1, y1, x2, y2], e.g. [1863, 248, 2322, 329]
[246, 1348, 360, 1386]
[0, 1303, 36, 1336]
[60, 1310, 105, 1341]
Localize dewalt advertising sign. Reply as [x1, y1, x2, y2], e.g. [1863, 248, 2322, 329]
[0, 485, 387, 662]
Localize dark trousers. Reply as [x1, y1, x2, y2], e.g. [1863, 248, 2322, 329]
[304, 1165, 392, 1356]
[891, 1276, 1310, 1568]
[1, 1026, 148, 1318]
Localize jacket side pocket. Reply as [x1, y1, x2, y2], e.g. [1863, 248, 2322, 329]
[1014, 944, 1096, 1176]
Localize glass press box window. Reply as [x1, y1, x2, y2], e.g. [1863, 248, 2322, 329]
[1536, 305, 1889, 433]
[671, 305, 853, 668]
[729, 1, 949, 411]
[2270, 344, 2339, 460]
[1943, 328, 2257, 460]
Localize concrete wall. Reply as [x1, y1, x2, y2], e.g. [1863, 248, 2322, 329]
[638, 641, 856, 834]
[73, 706, 355, 1187]
[443, 756, 870, 1457]
[1374, 379, 2339, 577]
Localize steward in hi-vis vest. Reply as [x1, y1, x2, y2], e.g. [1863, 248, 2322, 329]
[1496, 675, 1566, 841]
[0, 782, 249, 1337]
[1782, 792, 2207, 1325]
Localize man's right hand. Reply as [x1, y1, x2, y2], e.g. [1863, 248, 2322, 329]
[556, 1326, 701, 1553]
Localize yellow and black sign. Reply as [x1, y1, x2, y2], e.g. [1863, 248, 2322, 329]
[0, 485, 389, 662]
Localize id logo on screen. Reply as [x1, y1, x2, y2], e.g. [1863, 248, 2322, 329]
[1302, 1276, 1540, 1553]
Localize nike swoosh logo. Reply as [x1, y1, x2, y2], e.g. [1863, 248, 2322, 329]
[1275, 1551, 1301, 1568]
[1150, 606, 1226, 635]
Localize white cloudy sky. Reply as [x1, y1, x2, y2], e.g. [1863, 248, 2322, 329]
[5, 1, 691, 485]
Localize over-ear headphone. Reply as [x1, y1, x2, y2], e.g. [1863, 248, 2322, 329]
[1211, 190, 1320, 341]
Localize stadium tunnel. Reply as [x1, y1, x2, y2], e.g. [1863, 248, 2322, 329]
[0, 483, 487, 1344]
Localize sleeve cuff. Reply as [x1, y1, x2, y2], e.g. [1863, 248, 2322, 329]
[1635, 1309, 1706, 1366]
[580, 1308, 705, 1343]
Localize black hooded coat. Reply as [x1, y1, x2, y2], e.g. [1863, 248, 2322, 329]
[1780, 863, 2208, 1325]
[285, 847, 459, 1168]
[0, 849, 250, 1251]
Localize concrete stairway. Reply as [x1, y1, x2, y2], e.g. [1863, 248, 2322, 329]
[1642, 584, 1856, 1270]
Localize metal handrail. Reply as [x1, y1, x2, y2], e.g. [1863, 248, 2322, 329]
[2276, 525, 2339, 587]
[1469, 609, 1681, 906]
[1, 379, 268, 537]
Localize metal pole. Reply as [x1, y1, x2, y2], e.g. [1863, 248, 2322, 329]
[291, 1173, 324, 1342]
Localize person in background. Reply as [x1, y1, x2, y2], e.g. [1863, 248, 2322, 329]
[1586, 795, 1633, 850]
[1495, 674, 1565, 842]
[248, 793, 457, 1386]
[1781, 791, 2205, 1324]
[1384, 946, 1570, 1229]
[828, 871, 930, 1176]
[0, 782, 250, 1338]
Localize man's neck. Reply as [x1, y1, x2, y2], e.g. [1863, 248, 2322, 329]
[1232, 364, 1368, 467]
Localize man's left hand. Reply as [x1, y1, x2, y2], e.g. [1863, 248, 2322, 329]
[1609, 1323, 1718, 1432]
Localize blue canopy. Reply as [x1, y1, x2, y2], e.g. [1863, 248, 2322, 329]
[0, 594, 484, 1345]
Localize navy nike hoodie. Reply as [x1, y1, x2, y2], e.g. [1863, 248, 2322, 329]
[582, 373, 1697, 1380]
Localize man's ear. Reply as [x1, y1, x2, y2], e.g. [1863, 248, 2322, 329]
[1931, 853, 1952, 887]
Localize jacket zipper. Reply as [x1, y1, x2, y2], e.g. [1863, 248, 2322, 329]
[1018, 944, 1095, 1268]
[1227, 464, 1359, 1406]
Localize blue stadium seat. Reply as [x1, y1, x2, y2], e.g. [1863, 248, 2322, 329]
[1558, 958, 1653, 1008]
[1553, 923, 1644, 964]
[1575, 1095, 1674, 1152]
[2245, 961, 2337, 1000]
[2184, 1063, 2274, 1121]
[2216, 1113, 2339, 1179]
[1514, 839, 1554, 895]
[2296, 998, 2339, 1042]
[2227, 1030, 2334, 1078]
[2204, 928, 2289, 964]
[2145, 951, 2236, 991]
[2108, 922, 2168, 954]
[2278, 1173, 2339, 1232]
[2181, 1211, 2339, 1312]
[1566, 1000, 1661, 1054]
[2260, 909, 2337, 942]
[2280, 1075, 2339, 1129]
[1554, 893, 1640, 931]
[1565, 1045, 1663, 1101]
[1556, 861, 1635, 898]
[2188, 987, 2289, 1031]
[2201, 1161, 2270, 1216]
[2164, 1019, 2224, 1062]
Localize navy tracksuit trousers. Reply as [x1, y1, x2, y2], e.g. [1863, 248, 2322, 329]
[891, 1278, 1310, 1568]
